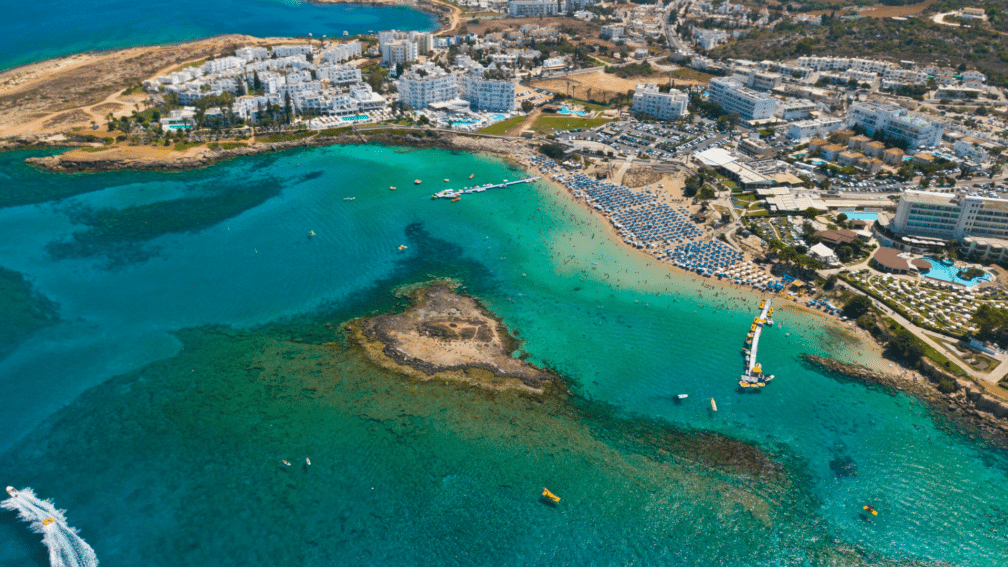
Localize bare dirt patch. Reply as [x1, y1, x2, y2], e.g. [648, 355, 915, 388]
[42, 109, 93, 129]
[623, 165, 663, 188]
[532, 69, 705, 103]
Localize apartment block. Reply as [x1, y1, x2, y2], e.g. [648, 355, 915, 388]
[847, 101, 943, 150]
[632, 84, 688, 120]
[508, 0, 562, 17]
[708, 77, 778, 121]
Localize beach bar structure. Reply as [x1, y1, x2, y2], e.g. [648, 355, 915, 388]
[742, 298, 775, 389]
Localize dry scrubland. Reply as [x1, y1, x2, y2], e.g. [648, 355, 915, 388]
[0, 35, 279, 139]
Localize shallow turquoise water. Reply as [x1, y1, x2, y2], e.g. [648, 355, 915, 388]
[0, 0, 436, 71]
[0, 145, 1006, 565]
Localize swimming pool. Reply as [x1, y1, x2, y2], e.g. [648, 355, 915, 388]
[341, 114, 369, 122]
[842, 212, 878, 221]
[491, 114, 507, 121]
[446, 119, 480, 125]
[921, 257, 991, 287]
[558, 106, 587, 116]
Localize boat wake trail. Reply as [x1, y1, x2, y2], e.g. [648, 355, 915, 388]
[3, 487, 98, 567]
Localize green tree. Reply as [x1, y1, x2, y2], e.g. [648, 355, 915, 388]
[539, 143, 566, 160]
[886, 328, 924, 365]
[842, 295, 872, 319]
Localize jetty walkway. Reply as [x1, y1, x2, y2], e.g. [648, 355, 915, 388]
[431, 176, 541, 200]
[742, 298, 774, 388]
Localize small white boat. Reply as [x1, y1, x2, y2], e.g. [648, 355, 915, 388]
[306, 457, 311, 466]
[711, 398, 718, 412]
[282, 460, 291, 466]
[677, 394, 689, 400]
[6, 486, 17, 497]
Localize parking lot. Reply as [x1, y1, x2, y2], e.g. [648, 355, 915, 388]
[562, 119, 727, 160]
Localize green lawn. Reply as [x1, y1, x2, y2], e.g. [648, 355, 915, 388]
[173, 141, 206, 152]
[530, 116, 611, 133]
[478, 116, 524, 136]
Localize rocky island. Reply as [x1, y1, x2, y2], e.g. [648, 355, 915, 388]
[346, 283, 553, 392]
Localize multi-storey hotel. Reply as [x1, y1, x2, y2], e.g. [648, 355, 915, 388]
[632, 84, 688, 120]
[459, 74, 516, 112]
[708, 77, 777, 121]
[893, 190, 1008, 241]
[397, 64, 459, 109]
[508, 0, 562, 17]
[847, 102, 944, 150]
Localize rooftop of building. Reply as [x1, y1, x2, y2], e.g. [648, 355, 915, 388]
[873, 246, 931, 271]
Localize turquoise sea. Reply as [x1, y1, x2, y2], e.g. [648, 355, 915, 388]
[0, 0, 436, 71]
[1, 145, 1007, 565]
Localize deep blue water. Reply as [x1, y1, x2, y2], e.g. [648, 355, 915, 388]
[0, 0, 436, 71]
[0, 146, 1006, 565]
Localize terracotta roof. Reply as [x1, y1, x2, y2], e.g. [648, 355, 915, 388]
[816, 229, 858, 246]
[873, 247, 913, 271]
[911, 258, 933, 270]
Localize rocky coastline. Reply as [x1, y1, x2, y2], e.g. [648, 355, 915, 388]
[801, 354, 1008, 444]
[310, 0, 458, 34]
[22, 128, 520, 173]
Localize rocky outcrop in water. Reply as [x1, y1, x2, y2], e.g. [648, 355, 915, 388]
[346, 283, 553, 391]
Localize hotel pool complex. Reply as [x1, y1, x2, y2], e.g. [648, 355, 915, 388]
[922, 257, 991, 287]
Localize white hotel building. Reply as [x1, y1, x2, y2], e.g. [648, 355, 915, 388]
[847, 102, 943, 150]
[318, 64, 362, 85]
[893, 190, 1008, 241]
[632, 84, 688, 120]
[379, 30, 433, 65]
[460, 75, 517, 112]
[508, 0, 562, 17]
[708, 77, 777, 121]
[786, 118, 842, 140]
[397, 64, 459, 109]
[322, 41, 362, 64]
